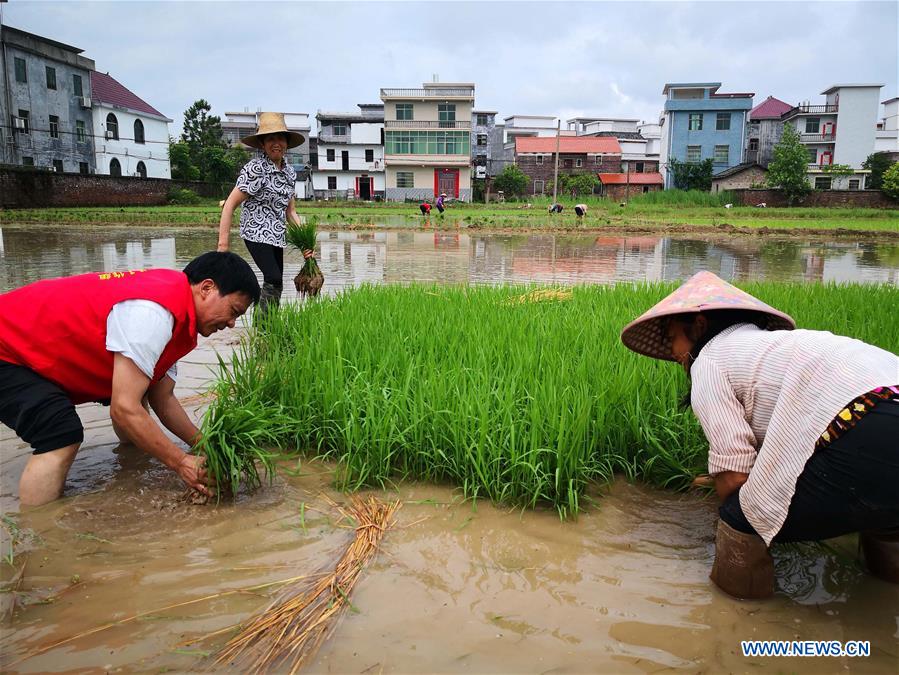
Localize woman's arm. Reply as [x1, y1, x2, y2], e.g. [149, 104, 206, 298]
[286, 197, 302, 227]
[217, 187, 249, 252]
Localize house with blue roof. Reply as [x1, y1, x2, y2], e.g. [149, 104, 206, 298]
[658, 82, 754, 188]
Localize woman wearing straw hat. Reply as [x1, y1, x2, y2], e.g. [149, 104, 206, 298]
[217, 112, 313, 314]
[621, 271, 899, 599]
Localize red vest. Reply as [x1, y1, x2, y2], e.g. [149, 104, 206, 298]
[0, 269, 198, 404]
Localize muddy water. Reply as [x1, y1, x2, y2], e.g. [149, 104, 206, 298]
[1, 225, 898, 672]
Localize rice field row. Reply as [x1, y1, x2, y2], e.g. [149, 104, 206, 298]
[200, 282, 899, 514]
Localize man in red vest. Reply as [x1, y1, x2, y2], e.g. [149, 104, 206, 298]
[0, 251, 260, 506]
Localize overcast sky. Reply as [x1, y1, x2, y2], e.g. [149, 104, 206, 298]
[3, 0, 897, 135]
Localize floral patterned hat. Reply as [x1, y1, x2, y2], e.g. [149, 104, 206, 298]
[620, 270, 796, 361]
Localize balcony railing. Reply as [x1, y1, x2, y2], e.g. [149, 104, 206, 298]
[795, 104, 838, 114]
[799, 132, 836, 143]
[384, 120, 471, 129]
[380, 88, 474, 98]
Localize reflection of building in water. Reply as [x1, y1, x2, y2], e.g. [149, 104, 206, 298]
[318, 231, 387, 288]
[101, 238, 176, 271]
[0, 228, 4, 255]
[383, 231, 470, 284]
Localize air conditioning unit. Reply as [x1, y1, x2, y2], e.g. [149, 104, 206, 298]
[79, 96, 92, 108]
[13, 117, 26, 130]
[475, 166, 487, 179]
[105, 130, 115, 140]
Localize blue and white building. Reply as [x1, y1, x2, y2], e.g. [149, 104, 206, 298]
[659, 82, 754, 188]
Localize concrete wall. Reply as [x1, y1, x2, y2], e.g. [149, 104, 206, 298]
[603, 183, 663, 201]
[385, 101, 473, 122]
[728, 187, 894, 208]
[0, 167, 230, 207]
[92, 104, 171, 178]
[711, 165, 768, 192]
[832, 87, 881, 167]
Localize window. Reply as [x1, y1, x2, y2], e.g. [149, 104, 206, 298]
[22, 156, 34, 166]
[14, 57, 27, 83]
[136, 161, 147, 178]
[46, 66, 57, 90]
[686, 145, 701, 162]
[79, 162, 89, 175]
[49, 115, 60, 139]
[134, 119, 145, 144]
[332, 123, 347, 136]
[688, 113, 703, 131]
[563, 159, 573, 168]
[536, 154, 544, 165]
[73, 74, 83, 97]
[396, 103, 413, 121]
[384, 130, 470, 155]
[76, 120, 86, 143]
[396, 171, 414, 188]
[477, 133, 487, 146]
[52, 159, 64, 173]
[716, 113, 730, 131]
[814, 176, 831, 190]
[476, 113, 489, 126]
[15, 110, 30, 134]
[807, 148, 818, 164]
[327, 176, 337, 190]
[805, 117, 820, 134]
[533, 179, 545, 194]
[643, 185, 651, 194]
[326, 148, 335, 162]
[575, 158, 583, 167]
[714, 145, 729, 164]
[365, 148, 374, 163]
[635, 161, 644, 173]
[748, 138, 759, 151]
[848, 179, 860, 190]
[109, 158, 122, 177]
[106, 113, 119, 140]
[438, 104, 456, 127]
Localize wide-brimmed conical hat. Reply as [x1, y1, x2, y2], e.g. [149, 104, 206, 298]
[241, 112, 305, 149]
[620, 271, 795, 361]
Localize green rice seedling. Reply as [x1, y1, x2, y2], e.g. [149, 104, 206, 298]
[286, 221, 323, 297]
[201, 281, 899, 514]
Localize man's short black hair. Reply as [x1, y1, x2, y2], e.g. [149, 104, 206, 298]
[183, 251, 261, 304]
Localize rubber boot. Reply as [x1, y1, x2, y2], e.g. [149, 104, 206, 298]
[257, 281, 283, 315]
[709, 519, 775, 599]
[860, 527, 899, 584]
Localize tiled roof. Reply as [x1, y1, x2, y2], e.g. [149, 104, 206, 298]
[515, 136, 621, 154]
[711, 163, 765, 179]
[89, 71, 170, 120]
[597, 172, 664, 185]
[750, 96, 793, 120]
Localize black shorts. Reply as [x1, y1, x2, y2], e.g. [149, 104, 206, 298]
[0, 361, 84, 454]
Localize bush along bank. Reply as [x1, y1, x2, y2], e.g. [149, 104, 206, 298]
[199, 281, 899, 513]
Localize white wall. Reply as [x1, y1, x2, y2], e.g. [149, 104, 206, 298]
[833, 87, 881, 167]
[317, 143, 384, 172]
[311, 171, 385, 191]
[92, 104, 171, 178]
[351, 122, 383, 145]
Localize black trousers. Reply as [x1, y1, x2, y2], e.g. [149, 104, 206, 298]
[720, 398, 899, 543]
[243, 239, 284, 287]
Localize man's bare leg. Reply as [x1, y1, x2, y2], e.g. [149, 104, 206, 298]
[19, 443, 81, 506]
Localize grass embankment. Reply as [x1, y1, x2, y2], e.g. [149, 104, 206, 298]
[201, 282, 899, 515]
[2, 190, 897, 234]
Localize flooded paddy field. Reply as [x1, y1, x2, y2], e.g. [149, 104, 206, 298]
[1, 224, 897, 672]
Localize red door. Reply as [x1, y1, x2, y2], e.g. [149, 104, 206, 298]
[434, 168, 459, 198]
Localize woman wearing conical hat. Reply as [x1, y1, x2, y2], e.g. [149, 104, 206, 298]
[621, 271, 899, 599]
[217, 112, 313, 314]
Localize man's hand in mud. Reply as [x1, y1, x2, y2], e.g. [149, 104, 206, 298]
[176, 453, 214, 497]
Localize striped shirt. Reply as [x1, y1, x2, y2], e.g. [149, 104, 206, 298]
[690, 324, 899, 545]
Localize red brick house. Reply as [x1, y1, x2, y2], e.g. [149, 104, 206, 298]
[515, 136, 621, 195]
[597, 172, 664, 201]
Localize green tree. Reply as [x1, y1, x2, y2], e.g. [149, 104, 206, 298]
[766, 124, 810, 204]
[861, 152, 895, 190]
[882, 162, 899, 200]
[668, 158, 713, 191]
[493, 164, 528, 196]
[181, 99, 226, 157]
[168, 139, 200, 181]
[820, 163, 855, 189]
[548, 172, 600, 197]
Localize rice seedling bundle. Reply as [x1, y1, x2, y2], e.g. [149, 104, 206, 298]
[286, 220, 324, 297]
[201, 281, 899, 513]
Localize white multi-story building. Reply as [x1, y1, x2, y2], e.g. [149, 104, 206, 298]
[874, 96, 899, 154]
[571, 117, 661, 172]
[90, 71, 172, 178]
[781, 84, 883, 190]
[381, 82, 475, 201]
[313, 104, 384, 200]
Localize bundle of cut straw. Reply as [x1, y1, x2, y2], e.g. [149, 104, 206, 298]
[215, 496, 400, 674]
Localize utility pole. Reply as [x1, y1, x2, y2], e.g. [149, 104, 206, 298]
[551, 120, 561, 207]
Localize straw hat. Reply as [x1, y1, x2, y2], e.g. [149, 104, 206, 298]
[241, 112, 305, 149]
[620, 270, 795, 361]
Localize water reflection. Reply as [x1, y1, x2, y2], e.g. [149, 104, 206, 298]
[1, 225, 897, 295]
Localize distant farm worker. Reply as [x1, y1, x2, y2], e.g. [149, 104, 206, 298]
[621, 271, 899, 599]
[0, 252, 261, 506]
[420, 201, 432, 216]
[574, 204, 588, 218]
[217, 112, 313, 316]
[436, 192, 447, 213]
[548, 203, 563, 214]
